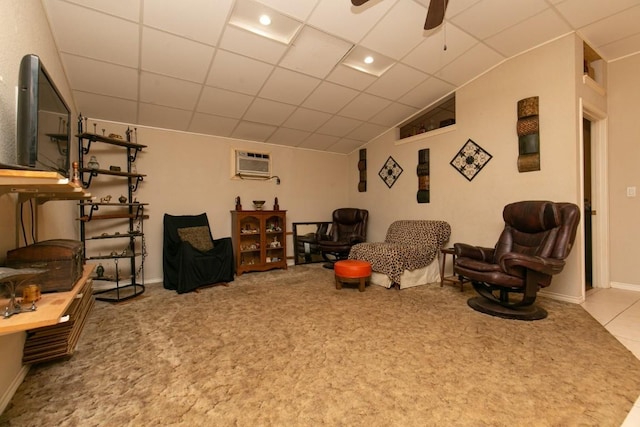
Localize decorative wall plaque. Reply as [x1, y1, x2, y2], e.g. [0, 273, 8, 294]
[358, 148, 367, 192]
[450, 139, 492, 181]
[416, 149, 430, 203]
[378, 156, 403, 188]
[517, 96, 540, 172]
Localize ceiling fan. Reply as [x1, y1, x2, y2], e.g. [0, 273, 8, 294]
[351, 0, 449, 30]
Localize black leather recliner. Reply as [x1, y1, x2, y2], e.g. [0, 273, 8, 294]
[318, 208, 368, 269]
[163, 213, 234, 293]
[454, 201, 580, 320]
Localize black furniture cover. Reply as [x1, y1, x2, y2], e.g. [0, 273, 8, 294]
[163, 213, 234, 294]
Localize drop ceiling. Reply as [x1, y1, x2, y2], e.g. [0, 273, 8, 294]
[42, 0, 640, 154]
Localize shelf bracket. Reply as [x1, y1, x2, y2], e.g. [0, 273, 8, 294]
[130, 176, 143, 192]
[129, 147, 142, 163]
[81, 139, 94, 155]
[86, 203, 99, 221]
[82, 170, 98, 188]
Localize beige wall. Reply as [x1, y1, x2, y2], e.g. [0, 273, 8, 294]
[608, 53, 640, 287]
[350, 34, 588, 302]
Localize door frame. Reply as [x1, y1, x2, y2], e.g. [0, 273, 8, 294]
[580, 98, 610, 293]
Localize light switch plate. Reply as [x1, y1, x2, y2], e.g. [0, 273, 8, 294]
[627, 186, 636, 197]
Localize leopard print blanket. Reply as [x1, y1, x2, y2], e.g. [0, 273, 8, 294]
[349, 220, 451, 285]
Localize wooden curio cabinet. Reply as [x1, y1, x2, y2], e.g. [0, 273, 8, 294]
[231, 210, 287, 276]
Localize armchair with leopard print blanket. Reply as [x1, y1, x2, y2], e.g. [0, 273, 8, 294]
[349, 220, 451, 289]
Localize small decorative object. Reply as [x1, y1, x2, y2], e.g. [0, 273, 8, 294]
[416, 149, 430, 203]
[450, 139, 493, 181]
[118, 195, 127, 204]
[378, 156, 403, 189]
[270, 237, 280, 248]
[516, 96, 540, 172]
[100, 195, 112, 203]
[96, 263, 105, 278]
[22, 284, 41, 304]
[358, 149, 366, 192]
[253, 200, 265, 210]
[109, 165, 121, 172]
[87, 155, 100, 170]
[108, 133, 123, 140]
[71, 161, 81, 185]
[235, 196, 242, 211]
[273, 197, 279, 211]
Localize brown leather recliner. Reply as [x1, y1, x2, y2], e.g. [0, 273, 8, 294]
[318, 208, 368, 269]
[454, 201, 580, 320]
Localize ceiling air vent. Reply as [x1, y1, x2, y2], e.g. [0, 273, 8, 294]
[235, 150, 271, 177]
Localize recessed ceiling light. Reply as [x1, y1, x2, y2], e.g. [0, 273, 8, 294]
[228, 0, 302, 45]
[342, 46, 394, 77]
[259, 15, 271, 26]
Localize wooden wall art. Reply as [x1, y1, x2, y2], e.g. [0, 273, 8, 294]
[450, 139, 492, 181]
[416, 149, 430, 203]
[379, 156, 403, 188]
[358, 149, 366, 192]
[517, 96, 540, 172]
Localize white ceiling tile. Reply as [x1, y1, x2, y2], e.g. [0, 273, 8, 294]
[188, 113, 239, 137]
[595, 32, 640, 60]
[61, 54, 137, 100]
[399, 77, 456, 109]
[326, 138, 364, 154]
[207, 50, 274, 95]
[141, 27, 215, 82]
[282, 108, 332, 132]
[339, 93, 391, 121]
[402, 24, 478, 74]
[297, 133, 340, 151]
[73, 91, 138, 124]
[302, 82, 359, 114]
[370, 103, 419, 127]
[485, 9, 572, 57]
[555, 0, 640, 28]
[579, 5, 640, 48]
[232, 121, 277, 141]
[279, 27, 353, 79]
[219, 25, 288, 64]
[197, 87, 253, 118]
[44, 0, 139, 67]
[347, 122, 388, 142]
[139, 72, 202, 110]
[138, 103, 192, 130]
[143, 0, 232, 45]
[326, 65, 377, 91]
[308, 0, 395, 43]
[255, 0, 319, 21]
[259, 68, 320, 104]
[450, 0, 549, 40]
[244, 98, 296, 125]
[267, 128, 311, 146]
[435, 43, 504, 86]
[360, 0, 428, 60]
[366, 63, 428, 100]
[316, 116, 363, 137]
[52, 0, 140, 21]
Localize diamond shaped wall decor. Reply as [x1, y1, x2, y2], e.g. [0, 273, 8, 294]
[378, 156, 403, 188]
[450, 139, 492, 181]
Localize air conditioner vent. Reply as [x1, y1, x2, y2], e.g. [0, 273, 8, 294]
[235, 150, 271, 177]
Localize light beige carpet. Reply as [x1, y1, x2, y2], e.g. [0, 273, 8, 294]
[2, 264, 640, 426]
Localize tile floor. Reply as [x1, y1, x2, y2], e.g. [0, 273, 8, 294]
[581, 287, 640, 426]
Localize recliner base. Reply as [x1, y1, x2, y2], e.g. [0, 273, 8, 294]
[467, 296, 548, 321]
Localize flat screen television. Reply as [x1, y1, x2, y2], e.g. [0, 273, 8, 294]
[16, 54, 71, 177]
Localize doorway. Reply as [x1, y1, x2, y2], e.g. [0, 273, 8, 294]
[583, 118, 593, 289]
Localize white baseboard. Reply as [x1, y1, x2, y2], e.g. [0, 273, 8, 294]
[539, 289, 584, 304]
[611, 282, 640, 292]
[0, 364, 29, 414]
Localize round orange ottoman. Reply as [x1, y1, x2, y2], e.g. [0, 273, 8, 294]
[334, 260, 371, 292]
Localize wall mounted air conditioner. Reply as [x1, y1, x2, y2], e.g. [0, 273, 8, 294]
[234, 150, 271, 177]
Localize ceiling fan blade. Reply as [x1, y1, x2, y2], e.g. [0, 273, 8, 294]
[424, 0, 449, 30]
[351, 0, 370, 6]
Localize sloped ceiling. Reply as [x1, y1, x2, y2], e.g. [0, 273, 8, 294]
[43, 0, 640, 154]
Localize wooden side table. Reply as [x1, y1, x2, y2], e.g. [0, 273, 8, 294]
[440, 247, 468, 291]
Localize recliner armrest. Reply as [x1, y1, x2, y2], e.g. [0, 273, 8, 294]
[500, 252, 566, 276]
[454, 243, 495, 262]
